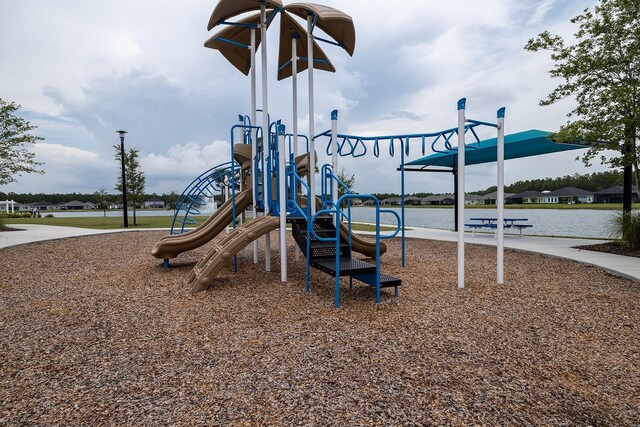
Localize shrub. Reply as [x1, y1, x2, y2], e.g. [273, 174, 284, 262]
[610, 211, 640, 250]
[0, 212, 31, 219]
[45, 213, 54, 218]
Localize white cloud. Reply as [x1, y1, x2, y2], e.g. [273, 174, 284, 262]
[0, 0, 607, 196]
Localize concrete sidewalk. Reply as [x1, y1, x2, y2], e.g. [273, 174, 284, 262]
[402, 227, 640, 282]
[1, 224, 639, 282]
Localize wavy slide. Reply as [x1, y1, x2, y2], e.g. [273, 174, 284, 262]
[188, 216, 281, 292]
[151, 188, 252, 260]
[304, 197, 387, 258]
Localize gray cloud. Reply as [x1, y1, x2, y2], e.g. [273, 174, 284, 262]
[1, 0, 609, 197]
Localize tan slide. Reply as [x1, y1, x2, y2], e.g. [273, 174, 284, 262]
[188, 216, 280, 292]
[339, 221, 387, 258]
[151, 188, 252, 260]
[304, 197, 387, 258]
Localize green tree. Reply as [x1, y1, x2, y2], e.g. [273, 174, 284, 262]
[114, 147, 146, 226]
[95, 186, 111, 217]
[336, 167, 355, 198]
[525, 0, 640, 212]
[0, 99, 44, 185]
[164, 190, 179, 212]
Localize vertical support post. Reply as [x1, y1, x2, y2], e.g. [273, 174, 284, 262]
[497, 107, 506, 284]
[401, 137, 407, 267]
[278, 124, 287, 282]
[261, 5, 271, 272]
[292, 36, 300, 262]
[331, 110, 338, 215]
[307, 14, 316, 216]
[250, 27, 259, 265]
[453, 167, 458, 231]
[457, 98, 466, 289]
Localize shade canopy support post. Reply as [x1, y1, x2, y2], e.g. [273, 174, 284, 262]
[292, 35, 300, 262]
[457, 98, 466, 289]
[401, 137, 406, 267]
[250, 27, 259, 265]
[497, 107, 506, 284]
[260, 4, 271, 272]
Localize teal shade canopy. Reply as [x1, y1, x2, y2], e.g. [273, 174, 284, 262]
[406, 130, 587, 168]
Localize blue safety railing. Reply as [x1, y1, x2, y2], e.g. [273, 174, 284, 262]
[309, 194, 401, 308]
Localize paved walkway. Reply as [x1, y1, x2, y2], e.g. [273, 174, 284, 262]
[1, 224, 639, 282]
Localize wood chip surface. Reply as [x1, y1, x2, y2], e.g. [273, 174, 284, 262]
[1, 231, 638, 426]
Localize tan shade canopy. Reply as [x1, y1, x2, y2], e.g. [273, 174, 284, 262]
[208, 0, 283, 31]
[277, 13, 335, 81]
[204, 13, 273, 76]
[285, 3, 356, 56]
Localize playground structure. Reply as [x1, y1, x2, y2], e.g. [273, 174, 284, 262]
[150, 0, 583, 306]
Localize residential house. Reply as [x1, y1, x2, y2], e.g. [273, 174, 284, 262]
[58, 200, 96, 210]
[539, 187, 593, 204]
[506, 190, 542, 205]
[30, 201, 57, 211]
[482, 191, 515, 205]
[465, 194, 484, 205]
[144, 199, 165, 209]
[404, 196, 422, 206]
[593, 185, 639, 204]
[422, 194, 455, 205]
[382, 197, 401, 205]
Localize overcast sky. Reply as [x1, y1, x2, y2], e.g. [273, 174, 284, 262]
[1, 0, 609, 196]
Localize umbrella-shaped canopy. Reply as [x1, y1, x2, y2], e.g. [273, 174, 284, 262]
[285, 3, 356, 56]
[207, 0, 283, 31]
[204, 13, 274, 76]
[277, 12, 335, 81]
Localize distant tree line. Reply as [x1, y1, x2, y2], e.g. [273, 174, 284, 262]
[474, 171, 624, 196]
[370, 171, 624, 199]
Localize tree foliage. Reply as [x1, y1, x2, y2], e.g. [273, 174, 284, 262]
[0, 99, 44, 185]
[525, 0, 640, 197]
[336, 168, 355, 198]
[114, 146, 146, 225]
[95, 186, 111, 217]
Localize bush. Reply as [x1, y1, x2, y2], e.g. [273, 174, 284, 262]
[0, 212, 31, 219]
[45, 213, 54, 218]
[610, 211, 640, 250]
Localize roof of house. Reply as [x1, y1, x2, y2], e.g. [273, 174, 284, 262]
[482, 191, 516, 200]
[507, 190, 543, 199]
[146, 199, 164, 203]
[546, 187, 593, 197]
[30, 201, 56, 207]
[423, 194, 454, 202]
[594, 185, 638, 195]
[465, 194, 483, 201]
[58, 200, 87, 206]
[383, 197, 402, 203]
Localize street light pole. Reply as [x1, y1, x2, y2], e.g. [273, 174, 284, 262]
[117, 130, 129, 228]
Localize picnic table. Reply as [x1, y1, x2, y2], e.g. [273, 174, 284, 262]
[465, 217, 533, 236]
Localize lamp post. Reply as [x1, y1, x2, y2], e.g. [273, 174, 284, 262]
[116, 130, 128, 228]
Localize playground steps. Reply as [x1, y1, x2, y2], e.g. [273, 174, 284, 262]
[290, 218, 401, 290]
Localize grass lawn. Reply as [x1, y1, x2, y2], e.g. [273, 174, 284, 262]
[3, 216, 398, 232]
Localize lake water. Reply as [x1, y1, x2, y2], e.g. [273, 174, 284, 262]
[350, 207, 619, 239]
[49, 207, 621, 238]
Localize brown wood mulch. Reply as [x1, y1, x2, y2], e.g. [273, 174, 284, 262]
[1, 231, 638, 426]
[575, 242, 640, 259]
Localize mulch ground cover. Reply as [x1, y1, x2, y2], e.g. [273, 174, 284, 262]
[576, 241, 640, 259]
[1, 231, 638, 425]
